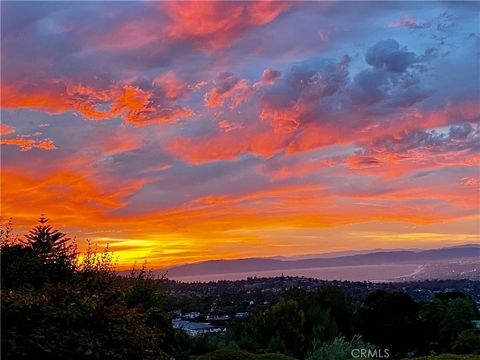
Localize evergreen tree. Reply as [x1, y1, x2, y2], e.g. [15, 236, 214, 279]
[21, 215, 76, 282]
[357, 290, 421, 355]
[23, 215, 74, 263]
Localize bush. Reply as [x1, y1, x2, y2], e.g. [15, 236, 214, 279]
[124, 263, 165, 309]
[1, 245, 46, 288]
[406, 355, 480, 360]
[1, 217, 183, 359]
[1, 282, 173, 359]
[357, 290, 420, 355]
[453, 329, 480, 354]
[196, 348, 297, 360]
[306, 335, 372, 360]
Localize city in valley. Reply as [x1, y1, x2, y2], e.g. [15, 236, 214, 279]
[164, 277, 480, 337]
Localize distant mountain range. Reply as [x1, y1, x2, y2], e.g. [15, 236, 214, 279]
[269, 247, 419, 260]
[163, 244, 480, 278]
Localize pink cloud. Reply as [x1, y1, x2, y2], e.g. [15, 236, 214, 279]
[218, 120, 244, 133]
[86, 18, 162, 51]
[153, 72, 189, 100]
[163, 1, 289, 50]
[2, 79, 192, 126]
[204, 73, 250, 109]
[388, 16, 418, 28]
[387, 16, 429, 29]
[347, 120, 480, 177]
[168, 99, 479, 166]
[461, 177, 480, 187]
[1, 136, 57, 151]
[0, 123, 16, 135]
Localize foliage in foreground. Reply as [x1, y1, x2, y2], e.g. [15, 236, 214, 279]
[1, 217, 184, 360]
[226, 285, 479, 358]
[195, 347, 296, 360]
[306, 335, 373, 360]
[2, 283, 176, 359]
[406, 354, 480, 360]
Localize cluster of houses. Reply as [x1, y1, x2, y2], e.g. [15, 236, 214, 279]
[171, 310, 251, 336]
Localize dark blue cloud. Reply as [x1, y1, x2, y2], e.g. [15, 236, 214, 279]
[366, 39, 422, 73]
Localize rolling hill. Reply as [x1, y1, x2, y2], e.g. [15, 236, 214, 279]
[163, 244, 480, 277]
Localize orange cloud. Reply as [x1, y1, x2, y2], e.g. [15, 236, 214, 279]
[259, 107, 301, 133]
[164, 1, 289, 50]
[81, 126, 145, 156]
[362, 101, 480, 141]
[168, 118, 348, 164]
[169, 99, 480, 164]
[2, 81, 74, 115]
[1, 137, 57, 151]
[196, 183, 329, 206]
[344, 180, 479, 211]
[1, 80, 192, 126]
[0, 123, 16, 135]
[168, 123, 287, 163]
[3, 161, 475, 269]
[218, 119, 244, 133]
[1, 171, 119, 224]
[347, 149, 480, 178]
[204, 74, 250, 108]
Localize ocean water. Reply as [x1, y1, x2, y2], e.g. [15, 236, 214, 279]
[166, 264, 421, 283]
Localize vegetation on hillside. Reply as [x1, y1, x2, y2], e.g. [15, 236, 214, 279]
[1, 217, 184, 359]
[406, 355, 480, 360]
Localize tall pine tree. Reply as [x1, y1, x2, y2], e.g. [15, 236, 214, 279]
[23, 215, 75, 265]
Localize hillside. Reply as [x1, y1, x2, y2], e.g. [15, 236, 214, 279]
[164, 245, 480, 277]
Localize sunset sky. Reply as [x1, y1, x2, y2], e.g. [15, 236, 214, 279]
[1, 1, 479, 269]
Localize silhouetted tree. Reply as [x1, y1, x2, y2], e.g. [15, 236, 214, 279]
[283, 286, 353, 352]
[419, 292, 479, 353]
[125, 262, 166, 309]
[440, 297, 478, 348]
[453, 329, 480, 354]
[1, 244, 44, 288]
[419, 298, 448, 352]
[20, 215, 76, 283]
[0, 217, 18, 247]
[227, 310, 268, 353]
[266, 298, 306, 357]
[228, 296, 306, 357]
[357, 290, 420, 355]
[1, 218, 44, 288]
[23, 215, 75, 262]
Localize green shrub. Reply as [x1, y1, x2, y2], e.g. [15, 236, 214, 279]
[453, 329, 480, 354]
[306, 335, 372, 360]
[406, 354, 480, 360]
[1, 281, 176, 359]
[1, 217, 182, 359]
[196, 348, 297, 360]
